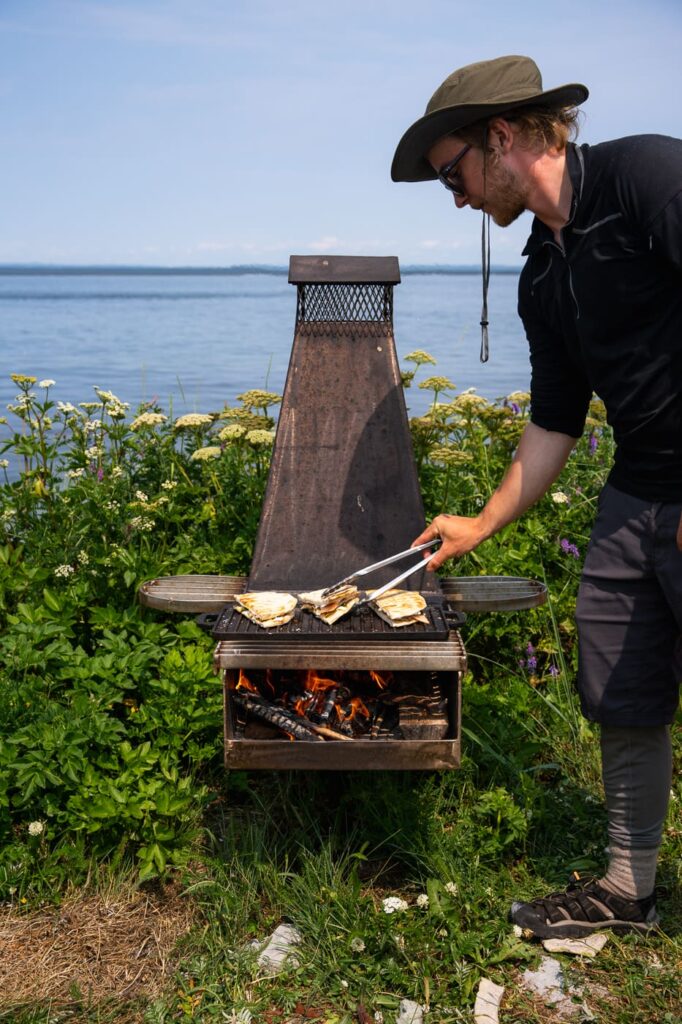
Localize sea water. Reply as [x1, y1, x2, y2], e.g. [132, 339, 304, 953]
[0, 267, 531, 421]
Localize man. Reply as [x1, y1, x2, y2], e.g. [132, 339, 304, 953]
[392, 55, 682, 938]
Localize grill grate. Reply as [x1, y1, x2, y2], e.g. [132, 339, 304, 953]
[206, 599, 463, 642]
[296, 282, 393, 326]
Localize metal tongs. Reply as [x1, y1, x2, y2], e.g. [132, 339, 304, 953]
[320, 539, 440, 604]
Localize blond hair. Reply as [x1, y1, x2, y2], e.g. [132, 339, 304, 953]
[457, 105, 582, 153]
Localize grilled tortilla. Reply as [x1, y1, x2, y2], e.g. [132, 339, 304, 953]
[235, 591, 297, 629]
[369, 588, 429, 628]
[298, 584, 359, 625]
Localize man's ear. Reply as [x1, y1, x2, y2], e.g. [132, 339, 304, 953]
[487, 117, 514, 154]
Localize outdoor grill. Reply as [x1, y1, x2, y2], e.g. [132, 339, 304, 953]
[140, 255, 546, 770]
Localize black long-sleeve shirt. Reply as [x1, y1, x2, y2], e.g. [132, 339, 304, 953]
[518, 135, 682, 501]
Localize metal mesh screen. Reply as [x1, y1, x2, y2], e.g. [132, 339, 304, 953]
[296, 283, 393, 325]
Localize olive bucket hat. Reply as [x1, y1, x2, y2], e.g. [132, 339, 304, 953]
[391, 55, 588, 183]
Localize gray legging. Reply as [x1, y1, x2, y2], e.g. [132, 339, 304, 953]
[601, 724, 673, 848]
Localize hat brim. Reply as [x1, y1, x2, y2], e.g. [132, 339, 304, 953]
[391, 83, 588, 182]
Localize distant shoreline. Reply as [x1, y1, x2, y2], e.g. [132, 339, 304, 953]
[0, 263, 521, 277]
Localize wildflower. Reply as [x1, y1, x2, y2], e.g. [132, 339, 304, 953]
[452, 391, 490, 411]
[245, 429, 275, 446]
[0, 459, 8, 469]
[374, 1014, 384, 1024]
[404, 349, 437, 366]
[135, 490, 149, 503]
[106, 401, 129, 419]
[418, 375, 456, 393]
[589, 433, 599, 455]
[85, 445, 103, 460]
[104, 500, 120, 511]
[130, 411, 167, 430]
[218, 423, 247, 442]
[560, 537, 580, 559]
[429, 445, 474, 466]
[54, 564, 75, 578]
[506, 390, 531, 404]
[394, 934, 405, 949]
[526, 642, 535, 655]
[129, 516, 155, 532]
[79, 402, 101, 412]
[57, 402, 77, 414]
[512, 924, 523, 938]
[416, 893, 429, 908]
[10, 374, 37, 386]
[174, 413, 213, 429]
[94, 387, 121, 404]
[509, 401, 521, 415]
[527, 655, 538, 671]
[548, 664, 560, 677]
[236, 389, 282, 409]
[28, 821, 44, 836]
[85, 419, 102, 432]
[382, 896, 408, 914]
[0, 416, 6, 424]
[191, 445, 222, 461]
[445, 882, 458, 895]
[340, 980, 349, 990]
[38, 379, 55, 389]
[551, 491, 570, 504]
[77, 551, 89, 565]
[161, 479, 177, 490]
[350, 937, 365, 952]
[110, 466, 124, 479]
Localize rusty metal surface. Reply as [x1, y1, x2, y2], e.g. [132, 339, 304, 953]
[223, 736, 460, 770]
[288, 255, 400, 284]
[213, 633, 466, 671]
[440, 576, 547, 611]
[138, 574, 246, 612]
[250, 255, 438, 594]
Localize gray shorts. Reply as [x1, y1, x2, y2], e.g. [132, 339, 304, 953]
[575, 482, 682, 726]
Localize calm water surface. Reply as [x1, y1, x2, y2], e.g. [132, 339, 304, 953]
[0, 269, 531, 421]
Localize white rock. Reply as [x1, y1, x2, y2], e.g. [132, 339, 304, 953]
[256, 923, 302, 975]
[521, 956, 566, 1004]
[474, 977, 505, 1023]
[542, 934, 609, 958]
[395, 999, 424, 1024]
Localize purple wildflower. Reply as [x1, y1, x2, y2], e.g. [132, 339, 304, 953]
[527, 656, 538, 671]
[560, 538, 580, 559]
[589, 433, 598, 455]
[526, 642, 535, 656]
[510, 402, 521, 415]
[97, 467, 104, 482]
[548, 665, 560, 677]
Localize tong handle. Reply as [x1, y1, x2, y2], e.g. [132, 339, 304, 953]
[320, 539, 439, 598]
[359, 550, 438, 606]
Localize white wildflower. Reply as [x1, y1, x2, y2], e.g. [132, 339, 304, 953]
[129, 516, 155, 532]
[350, 937, 365, 952]
[106, 401, 128, 419]
[110, 466, 124, 479]
[340, 980, 349, 990]
[130, 411, 167, 430]
[77, 550, 89, 565]
[57, 402, 77, 414]
[79, 402, 101, 412]
[85, 445, 103, 459]
[245, 429, 275, 446]
[416, 893, 429, 908]
[135, 490, 149, 503]
[161, 479, 177, 490]
[174, 413, 213, 429]
[507, 390, 531, 403]
[85, 419, 102, 433]
[394, 935, 405, 949]
[104, 501, 119, 511]
[54, 564, 75, 578]
[38, 379, 55, 389]
[94, 388, 121, 404]
[28, 820, 44, 836]
[445, 881, 458, 895]
[218, 423, 247, 441]
[551, 491, 570, 504]
[512, 924, 523, 938]
[382, 896, 408, 914]
[0, 459, 8, 469]
[374, 1014, 383, 1024]
[191, 446, 222, 461]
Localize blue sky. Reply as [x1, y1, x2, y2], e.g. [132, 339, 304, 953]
[2, 0, 681, 267]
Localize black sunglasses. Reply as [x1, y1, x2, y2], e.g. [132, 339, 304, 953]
[437, 144, 471, 197]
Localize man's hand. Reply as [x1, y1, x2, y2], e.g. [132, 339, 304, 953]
[412, 514, 486, 571]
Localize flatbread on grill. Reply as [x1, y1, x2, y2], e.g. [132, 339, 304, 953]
[369, 588, 429, 628]
[298, 584, 359, 625]
[235, 591, 297, 629]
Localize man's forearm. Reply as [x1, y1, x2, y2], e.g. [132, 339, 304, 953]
[413, 422, 578, 569]
[476, 421, 577, 540]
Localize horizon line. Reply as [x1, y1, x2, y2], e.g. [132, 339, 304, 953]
[0, 261, 522, 276]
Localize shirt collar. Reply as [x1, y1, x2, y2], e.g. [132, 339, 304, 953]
[522, 143, 585, 255]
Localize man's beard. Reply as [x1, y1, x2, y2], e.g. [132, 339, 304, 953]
[483, 159, 528, 227]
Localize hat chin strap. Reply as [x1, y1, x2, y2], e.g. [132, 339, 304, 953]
[480, 210, 491, 362]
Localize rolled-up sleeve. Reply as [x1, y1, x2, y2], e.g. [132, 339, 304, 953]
[518, 271, 592, 439]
